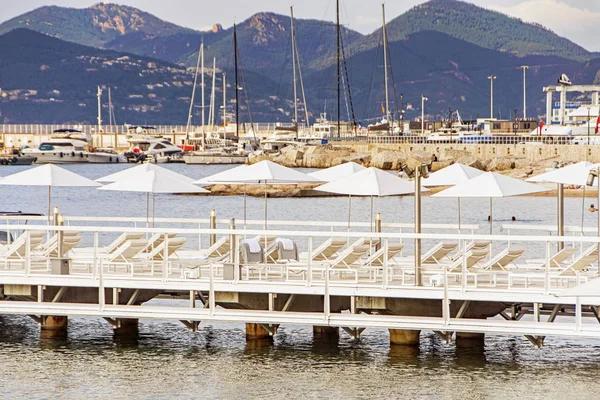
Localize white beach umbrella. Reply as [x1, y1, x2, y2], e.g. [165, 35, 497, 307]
[422, 163, 484, 230]
[433, 172, 549, 233]
[194, 160, 320, 229]
[528, 161, 600, 242]
[526, 161, 599, 186]
[315, 167, 425, 230]
[422, 163, 483, 187]
[98, 169, 208, 226]
[308, 162, 366, 182]
[0, 164, 101, 222]
[96, 163, 196, 184]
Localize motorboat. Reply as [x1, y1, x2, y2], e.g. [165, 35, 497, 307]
[122, 136, 184, 164]
[22, 130, 127, 164]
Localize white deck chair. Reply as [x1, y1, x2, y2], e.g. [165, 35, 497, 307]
[478, 248, 525, 272]
[203, 236, 231, 259]
[423, 242, 458, 264]
[326, 244, 371, 281]
[526, 247, 578, 270]
[559, 245, 599, 276]
[0, 231, 46, 263]
[309, 238, 348, 261]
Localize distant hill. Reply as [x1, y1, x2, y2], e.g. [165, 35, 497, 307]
[0, 29, 279, 124]
[0, 2, 194, 48]
[356, 0, 592, 62]
[311, 30, 597, 122]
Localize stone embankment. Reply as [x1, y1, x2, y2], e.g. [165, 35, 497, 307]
[205, 143, 599, 197]
[248, 143, 576, 178]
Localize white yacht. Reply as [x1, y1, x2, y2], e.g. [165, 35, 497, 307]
[122, 136, 183, 164]
[298, 113, 337, 144]
[23, 131, 127, 164]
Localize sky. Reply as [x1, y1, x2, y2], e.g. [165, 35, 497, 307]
[1, 0, 600, 50]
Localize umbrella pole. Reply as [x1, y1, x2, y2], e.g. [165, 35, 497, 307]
[146, 192, 150, 229]
[244, 183, 247, 229]
[47, 186, 51, 226]
[457, 198, 461, 233]
[489, 198, 493, 235]
[264, 181, 267, 231]
[153, 193, 156, 228]
[581, 185, 586, 236]
[348, 195, 352, 231]
[370, 195, 374, 233]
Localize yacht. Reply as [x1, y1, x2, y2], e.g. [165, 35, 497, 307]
[298, 113, 336, 144]
[426, 110, 481, 142]
[22, 130, 127, 164]
[122, 136, 183, 163]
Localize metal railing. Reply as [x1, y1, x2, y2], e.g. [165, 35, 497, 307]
[329, 135, 576, 145]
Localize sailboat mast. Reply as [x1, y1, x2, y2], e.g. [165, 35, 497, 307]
[187, 41, 203, 140]
[210, 57, 216, 129]
[201, 43, 205, 134]
[382, 4, 390, 127]
[234, 23, 239, 139]
[223, 73, 227, 127]
[108, 87, 113, 125]
[291, 6, 298, 133]
[336, 0, 341, 138]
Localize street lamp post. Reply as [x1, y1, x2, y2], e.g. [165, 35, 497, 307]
[520, 66, 530, 119]
[421, 95, 428, 134]
[488, 75, 496, 119]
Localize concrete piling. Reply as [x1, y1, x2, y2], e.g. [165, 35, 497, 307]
[245, 323, 273, 342]
[40, 315, 67, 338]
[389, 329, 420, 346]
[313, 326, 339, 342]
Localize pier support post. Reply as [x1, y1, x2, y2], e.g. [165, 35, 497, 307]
[313, 326, 339, 342]
[113, 318, 139, 337]
[40, 315, 68, 338]
[245, 323, 273, 342]
[389, 329, 420, 346]
[455, 331, 485, 347]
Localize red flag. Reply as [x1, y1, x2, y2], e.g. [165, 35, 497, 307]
[595, 115, 600, 134]
[539, 120, 545, 136]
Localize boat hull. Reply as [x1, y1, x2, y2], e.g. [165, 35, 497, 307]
[183, 154, 247, 165]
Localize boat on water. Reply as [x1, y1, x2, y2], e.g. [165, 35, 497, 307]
[22, 129, 127, 164]
[121, 135, 184, 164]
[183, 132, 250, 165]
[426, 110, 481, 142]
[298, 112, 335, 144]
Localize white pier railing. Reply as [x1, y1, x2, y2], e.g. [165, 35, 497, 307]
[0, 222, 600, 341]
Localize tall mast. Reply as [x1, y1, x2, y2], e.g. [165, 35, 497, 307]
[223, 73, 227, 127]
[108, 86, 114, 125]
[291, 6, 298, 134]
[234, 23, 239, 139]
[96, 86, 102, 129]
[210, 57, 216, 129]
[201, 43, 205, 134]
[186, 41, 203, 140]
[382, 4, 390, 127]
[336, 0, 341, 137]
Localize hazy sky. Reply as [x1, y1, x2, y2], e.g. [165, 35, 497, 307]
[2, 0, 600, 50]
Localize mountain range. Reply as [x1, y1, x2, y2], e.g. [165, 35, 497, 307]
[0, 0, 598, 125]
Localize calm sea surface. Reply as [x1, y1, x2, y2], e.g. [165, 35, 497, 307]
[1, 163, 599, 399]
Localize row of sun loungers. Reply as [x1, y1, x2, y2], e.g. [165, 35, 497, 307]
[1, 229, 598, 288]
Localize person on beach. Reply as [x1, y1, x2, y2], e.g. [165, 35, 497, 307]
[590, 204, 597, 213]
